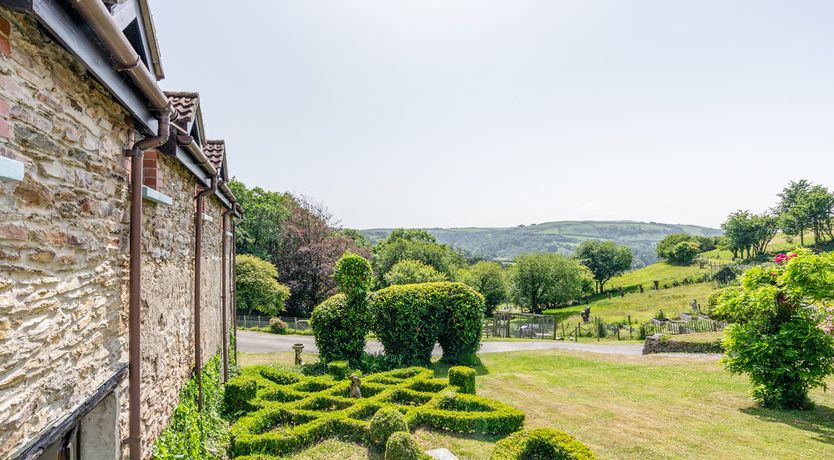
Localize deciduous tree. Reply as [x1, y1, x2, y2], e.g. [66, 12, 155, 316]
[383, 259, 447, 285]
[575, 240, 632, 292]
[508, 253, 592, 313]
[460, 261, 507, 316]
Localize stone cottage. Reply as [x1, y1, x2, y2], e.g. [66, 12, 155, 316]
[0, 1, 241, 459]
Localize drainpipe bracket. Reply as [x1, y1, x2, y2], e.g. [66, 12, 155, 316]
[121, 436, 141, 446]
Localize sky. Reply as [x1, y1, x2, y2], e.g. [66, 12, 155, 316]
[150, 0, 834, 230]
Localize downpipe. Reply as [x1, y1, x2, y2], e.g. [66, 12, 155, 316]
[194, 173, 218, 411]
[124, 113, 170, 460]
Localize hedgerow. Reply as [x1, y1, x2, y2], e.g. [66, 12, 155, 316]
[490, 428, 597, 460]
[227, 365, 523, 458]
[370, 282, 484, 365]
[152, 355, 227, 459]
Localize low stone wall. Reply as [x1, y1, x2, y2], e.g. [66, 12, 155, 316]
[642, 334, 724, 355]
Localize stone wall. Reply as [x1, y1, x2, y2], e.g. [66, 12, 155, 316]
[642, 334, 724, 355]
[0, 9, 232, 459]
[0, 9, 132, 455]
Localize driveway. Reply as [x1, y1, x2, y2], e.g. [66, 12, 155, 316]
[238, 330, 649, 356]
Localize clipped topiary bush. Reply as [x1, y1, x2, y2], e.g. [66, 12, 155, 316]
[385, 431, 428, 460]
[448, 366, 476, 394]
[370, 407, 409, 447]
[370, 282, 484, 365]
[311, 253, 373, 366]
[490, 428, 596, 460]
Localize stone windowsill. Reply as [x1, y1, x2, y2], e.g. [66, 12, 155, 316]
[0, 156, 24, 182]
[141, 185, 172, 205]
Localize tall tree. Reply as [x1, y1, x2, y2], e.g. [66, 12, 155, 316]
[722, 210, 778, 260]
[231, 180, 370, 316]
[509, 253, 592, 314]
[228, 179, 290, 263]
[373, 228, 465, 287]
[575, 240, 632, 292]
[777, 180, 813, 246]
[805, 184, 834, 245]
[461, 261, 507, 316]
[279, 196, 371, 315]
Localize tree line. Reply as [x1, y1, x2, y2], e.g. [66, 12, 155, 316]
[721, 180, 834, 260]
[231, 178, 637, 317]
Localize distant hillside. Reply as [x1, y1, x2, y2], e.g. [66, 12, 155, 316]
[362, 221, 722, 267]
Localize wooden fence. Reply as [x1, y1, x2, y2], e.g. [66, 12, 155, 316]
[486, 311, 725, 341]
[237, 315, 311, 331]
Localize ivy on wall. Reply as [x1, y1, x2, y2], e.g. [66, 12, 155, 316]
[152, 355, 228, 459]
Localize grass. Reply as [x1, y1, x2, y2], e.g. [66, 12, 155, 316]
[607, 261, 717, 292]
[544, 282, 720, 324]
[247, 349, 834, 459]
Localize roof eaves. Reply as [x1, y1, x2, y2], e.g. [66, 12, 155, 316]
[138, 0, 165, 80]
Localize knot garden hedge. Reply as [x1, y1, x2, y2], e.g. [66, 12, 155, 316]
[225, 365, 524, 458]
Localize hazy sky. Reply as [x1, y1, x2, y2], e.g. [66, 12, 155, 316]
[150, 0, 834, 230]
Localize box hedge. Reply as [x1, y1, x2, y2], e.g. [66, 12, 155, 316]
[490, 428, 596, 460]
[370, 407, 409, 446]
[227, 365, 524, 458]
[370, 282, 484, 365]
[385, 431, 430, 460]
[448, 366, 477, 394]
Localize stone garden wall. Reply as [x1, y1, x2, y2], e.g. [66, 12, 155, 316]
[642, 334, 724, 355]
[0, 9, 231, 459]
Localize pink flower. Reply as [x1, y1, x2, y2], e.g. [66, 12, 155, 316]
[774, 253, 796, 264]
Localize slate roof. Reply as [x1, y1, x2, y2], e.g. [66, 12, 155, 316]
[165, 91, 200, 126]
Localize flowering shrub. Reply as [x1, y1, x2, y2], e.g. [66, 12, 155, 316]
[773, 252, 797, 264]
[712, 249, 834, 409]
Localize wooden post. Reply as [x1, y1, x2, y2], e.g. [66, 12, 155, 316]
[562, 323, 566, 340]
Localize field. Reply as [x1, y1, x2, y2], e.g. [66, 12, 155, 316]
[606, 262, 717, 292]
[241, 350, 834, 459]
[544, 282, 720, 324]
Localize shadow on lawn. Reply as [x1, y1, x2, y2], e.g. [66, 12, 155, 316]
[431, 356, 490, 378]
[740, 404, 834, 445]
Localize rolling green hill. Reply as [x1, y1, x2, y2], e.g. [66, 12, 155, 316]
[362, 221, 722, 267]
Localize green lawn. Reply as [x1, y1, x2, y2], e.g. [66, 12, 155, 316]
[544, 282, 720, 324]
[244, 350, 834, 459]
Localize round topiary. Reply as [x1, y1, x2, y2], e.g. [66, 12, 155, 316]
[369, 407, 409, 447]
[384, 431, 424, 460]
[490, 428, 596, 460]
